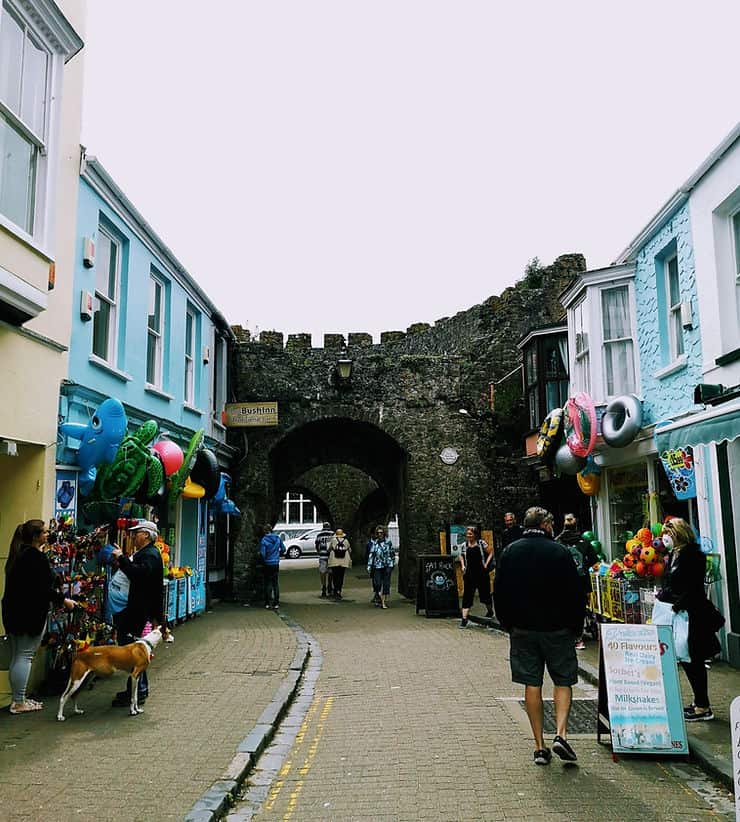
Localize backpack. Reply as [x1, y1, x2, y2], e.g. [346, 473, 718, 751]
[333, 540, 347, 559]
[566, 544, 586, 577]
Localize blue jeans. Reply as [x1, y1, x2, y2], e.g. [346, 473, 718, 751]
[372, 567, 392, 596]
[9, 632, 43, 703]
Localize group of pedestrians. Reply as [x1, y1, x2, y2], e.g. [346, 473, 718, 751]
[2, 518, 163, 716]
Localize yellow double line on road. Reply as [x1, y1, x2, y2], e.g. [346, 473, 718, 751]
[263, 695, 334, 820]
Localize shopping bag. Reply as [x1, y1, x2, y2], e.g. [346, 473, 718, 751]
[651, 598, 675, 626]
[673, 610, 690, 661]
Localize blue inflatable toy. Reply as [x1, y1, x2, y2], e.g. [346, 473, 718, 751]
[59, 398, 128, 496]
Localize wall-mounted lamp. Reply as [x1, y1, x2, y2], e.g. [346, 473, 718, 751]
[336, 356, 353, 384]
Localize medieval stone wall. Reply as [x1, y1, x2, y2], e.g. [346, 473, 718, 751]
[227, 254, 586, 600]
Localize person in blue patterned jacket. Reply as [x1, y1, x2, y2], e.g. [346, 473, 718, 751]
[366, 525, 396, 609]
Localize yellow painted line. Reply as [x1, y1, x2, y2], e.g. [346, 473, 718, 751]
[262, 695, 324, 812]
[281, 696, 333, 821]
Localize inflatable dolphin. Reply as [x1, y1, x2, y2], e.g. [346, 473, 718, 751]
[59, 398, 128, 496]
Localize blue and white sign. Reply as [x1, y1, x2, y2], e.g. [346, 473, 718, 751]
[602, 623, 688, 755]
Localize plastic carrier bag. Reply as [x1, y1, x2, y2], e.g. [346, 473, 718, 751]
[673, 610, 690, 661]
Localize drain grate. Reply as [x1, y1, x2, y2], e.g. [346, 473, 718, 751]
[517, 698, 598, 734]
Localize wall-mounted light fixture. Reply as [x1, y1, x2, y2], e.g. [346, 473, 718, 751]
[335, 355, 353, 384]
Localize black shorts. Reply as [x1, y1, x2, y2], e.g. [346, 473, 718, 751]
[509, 628, 578, 687]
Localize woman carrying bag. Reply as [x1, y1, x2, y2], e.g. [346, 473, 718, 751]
[655, 518, 723, 722]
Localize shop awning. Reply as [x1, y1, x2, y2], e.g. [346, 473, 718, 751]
[654, 399, 740, 452]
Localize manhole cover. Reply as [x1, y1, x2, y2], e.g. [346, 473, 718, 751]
[517, 698, 598, 734]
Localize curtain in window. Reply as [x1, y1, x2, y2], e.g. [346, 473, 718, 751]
[602, 287, 635, 396]
[557, 336, 568, 377]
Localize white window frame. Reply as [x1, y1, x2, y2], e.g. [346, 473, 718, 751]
[146, 272, 165, 389]
[571, 297, 591, 395]
[732, 208, 740, 331]
[184, 307, 195, 405]
[211, 332, 227, 421]
[601, 284, 637, 398]
[91, 224, 120, 364]
[0, 0, 80, 250]
[664, 253, 684, 361]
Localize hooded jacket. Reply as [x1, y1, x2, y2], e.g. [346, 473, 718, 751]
[260, 533, 284, 566]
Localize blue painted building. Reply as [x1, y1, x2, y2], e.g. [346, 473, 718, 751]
[56, 152, 236, 602]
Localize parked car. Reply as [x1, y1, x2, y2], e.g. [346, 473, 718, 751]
[282, 528, 322, 559]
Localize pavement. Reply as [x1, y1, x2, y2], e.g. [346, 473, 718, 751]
[470, 613, 740, 792]
[1, 567, 737, 821]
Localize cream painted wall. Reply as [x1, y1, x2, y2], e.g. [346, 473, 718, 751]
[0, 0, 86, 705]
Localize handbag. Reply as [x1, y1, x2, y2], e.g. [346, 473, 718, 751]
[702, 598, 725, 633]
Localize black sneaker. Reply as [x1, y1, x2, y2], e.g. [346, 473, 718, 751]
[320, 590, 326, 598]
[552, 735, 577, 762]
[485, 610, 494, 619]
[533, 748, 551, 765]
[684, 707, 714, 722]
[458, 619, 469, 629]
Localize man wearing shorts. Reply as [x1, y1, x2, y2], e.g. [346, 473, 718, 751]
[493, 506, 585, 766]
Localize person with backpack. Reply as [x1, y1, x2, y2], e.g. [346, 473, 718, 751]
[555, 514, 598, 650]
[315, 522, 335, 598]
[327, 529, 352, 600]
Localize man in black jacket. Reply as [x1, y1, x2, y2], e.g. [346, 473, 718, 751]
[493, 507, 585, 766]
[111, 520, 164, 706]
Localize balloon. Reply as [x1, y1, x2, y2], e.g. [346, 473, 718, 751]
[651, 523, 663, 537]
[626, 538, 642, 557]
[624, 530, 634, 540]
[582, 531, 596, 542]
[153, 440, 184, 477]
[635, 560, 648, 577]
[590, 539, 602, 552]
[640, 546, 656, 564]
[555, 443, 586, 475]
[623, 554, 636, 569]
[651, 560, 665, 577]
[652, 538, 663, 550]
[182, 477, 205, 499]
[577, 471, 600, 495]
[636, 528, 653, 548]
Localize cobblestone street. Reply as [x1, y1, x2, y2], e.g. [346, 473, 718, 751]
[1, 566, 734, 821]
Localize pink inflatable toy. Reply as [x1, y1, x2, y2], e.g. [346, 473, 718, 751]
[565, 392, 597, 458]
[153, 439, 184, 477]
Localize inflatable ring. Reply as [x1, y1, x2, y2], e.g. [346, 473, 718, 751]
[190, 448, 220, 499]
[536, 408, 563, 458]
[602, 394, 643, 447]
[565, 392, 597, 457]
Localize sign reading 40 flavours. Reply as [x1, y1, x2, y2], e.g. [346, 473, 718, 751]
[223, 402, 279, 428]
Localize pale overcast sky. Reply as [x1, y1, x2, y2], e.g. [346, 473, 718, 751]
[81, 1, 740, 343]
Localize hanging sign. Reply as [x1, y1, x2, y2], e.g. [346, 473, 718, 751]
[223, 402, 278, 428]
[598, 623, 687, 755]
[658, 445, 696, 500]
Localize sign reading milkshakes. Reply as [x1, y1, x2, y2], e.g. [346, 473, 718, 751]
[223, 402, 279, 428]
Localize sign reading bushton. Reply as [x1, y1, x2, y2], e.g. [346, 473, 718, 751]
[223, 402, 279, 428]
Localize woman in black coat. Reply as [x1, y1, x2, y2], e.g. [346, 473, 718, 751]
[2, 520, 78, 714]
[657, 518, 721, 722]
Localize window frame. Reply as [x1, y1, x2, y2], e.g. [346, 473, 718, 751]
[601, 283, 637, 398]
[146, 272, 166, 389]
[91, 224, 120, 364]
[184, 306, 196, 405]
[0, 0, 79, 248]
[572, 297, 591, 396]
[664, 253, 685, 361]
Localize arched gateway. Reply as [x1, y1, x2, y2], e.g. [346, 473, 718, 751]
[227, 254, 587, 600]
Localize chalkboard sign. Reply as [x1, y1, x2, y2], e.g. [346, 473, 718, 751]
[416, 554, 460, 618]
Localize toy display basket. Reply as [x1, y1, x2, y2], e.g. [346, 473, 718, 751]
[640, 587, 656, 624]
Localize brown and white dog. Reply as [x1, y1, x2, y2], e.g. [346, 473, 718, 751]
[57, 627, 163, 720]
